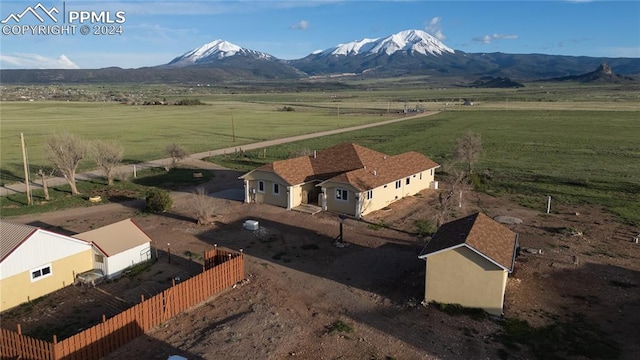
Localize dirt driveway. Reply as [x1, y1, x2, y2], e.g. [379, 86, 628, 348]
[3, 162, 639, 360]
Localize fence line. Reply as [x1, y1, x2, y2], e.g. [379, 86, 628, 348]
[0, 247, 244, 360]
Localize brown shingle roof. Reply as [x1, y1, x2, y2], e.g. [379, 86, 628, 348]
[418, 213, 518, 271]
[245, 143, 439, 189]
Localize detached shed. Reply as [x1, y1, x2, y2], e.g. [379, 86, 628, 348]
[418, 212, 518, 316]
[73, 219, 153, 279]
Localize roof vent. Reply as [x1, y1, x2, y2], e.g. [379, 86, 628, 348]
[313, 150, 317, 158]
[373, 170, 377, 176]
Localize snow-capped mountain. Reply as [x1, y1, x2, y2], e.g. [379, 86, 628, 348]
[319, 30, 454, 57]
[107, 29, 640, 82]
[167, 39, 274, 67]
[290, 29, 463, 77]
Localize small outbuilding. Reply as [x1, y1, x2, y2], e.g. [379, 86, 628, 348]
[73, 218, 153, 279]
[0, 221, 93, 312]
[418, 212, 518, 315]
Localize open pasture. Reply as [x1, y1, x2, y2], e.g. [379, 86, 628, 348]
[215, 109, 640, 226]
[0, 98, 395, 183]
[1, 83, 639, 224]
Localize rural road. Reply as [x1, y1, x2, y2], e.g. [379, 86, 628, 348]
[1, 111, 439, 196]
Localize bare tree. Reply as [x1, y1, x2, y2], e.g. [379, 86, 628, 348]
[166, 143, 189, 168]
[45, 132, 88, 195]
[435, 167, 468, 227]
[191, 186, 215, 225]
[37, 168, 55, 201]
[93, 140, 124, 186]
[454, 131, 482, 174]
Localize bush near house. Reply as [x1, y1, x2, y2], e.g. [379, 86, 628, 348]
[145, 188, 173, 213]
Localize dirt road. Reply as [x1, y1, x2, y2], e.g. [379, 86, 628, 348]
[0, 111, 439, 196]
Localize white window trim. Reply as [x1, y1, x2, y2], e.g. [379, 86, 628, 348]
[335, 188, 348, 201]
[30, 263, 52, 282]
[273, 183, 280, 196]
[257, 180, 265, 193]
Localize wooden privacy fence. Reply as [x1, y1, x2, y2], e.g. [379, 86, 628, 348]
[1, 247, 244, 360]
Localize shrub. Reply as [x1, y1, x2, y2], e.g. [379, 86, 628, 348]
[145, 188, 172, 213]
[327, 320, 353, 334]
[415, 219, 437, 238]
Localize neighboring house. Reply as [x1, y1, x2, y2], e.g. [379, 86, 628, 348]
[0, 221, 93, 312]
[73, 218, 153, 279]
[239, 143, 440, 218]
[418, 212, 519, 316]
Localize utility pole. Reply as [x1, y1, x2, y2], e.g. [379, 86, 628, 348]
[21, 133, 32, 205]
[231, 111, 236, 142]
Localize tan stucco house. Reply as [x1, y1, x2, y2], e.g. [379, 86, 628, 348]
[418, 212, 519, 316]
[239, 143, 440, 218]
[0, 221, 93, 312]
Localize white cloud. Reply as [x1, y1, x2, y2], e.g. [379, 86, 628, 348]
[425, 17, 445, 41]
[290, 20, 309, 30]
[0, 53, 79, 69]
[474, 33, 518, 44]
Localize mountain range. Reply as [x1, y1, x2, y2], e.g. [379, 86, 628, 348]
[2, 29, 639, 84]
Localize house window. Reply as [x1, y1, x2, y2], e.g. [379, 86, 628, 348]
[430, 169, 433, 176]
[95, 254, 104, 263]
[273, 183, 280, 195]
[420, 173, 423, 180]
[395, 180, 401, 189]
[384, 184, 387, 188]
[31, 264, 52, 282]
[406, 177, 411, 185]
[258, 181, 265, 193]
[366, 190, 373, 200]
[336, 188, 348, 201]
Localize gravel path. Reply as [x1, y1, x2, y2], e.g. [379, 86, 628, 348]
[1, 111, 439, 196]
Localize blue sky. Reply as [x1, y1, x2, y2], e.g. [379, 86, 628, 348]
[0, 0, 638, 69]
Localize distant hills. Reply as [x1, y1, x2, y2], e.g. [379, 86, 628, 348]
[1, 29, 639, 84]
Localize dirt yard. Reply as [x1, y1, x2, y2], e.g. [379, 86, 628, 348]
[3, 162, 639, 360]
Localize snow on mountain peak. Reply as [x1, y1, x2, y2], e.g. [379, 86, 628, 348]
[167, 39, 273, 67]
[321, 29, 454, 57]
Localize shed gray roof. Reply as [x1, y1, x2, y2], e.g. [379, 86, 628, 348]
[0, 220, 39, 262]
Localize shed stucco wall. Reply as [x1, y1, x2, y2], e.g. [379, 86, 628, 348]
[424, 246, 508, 315]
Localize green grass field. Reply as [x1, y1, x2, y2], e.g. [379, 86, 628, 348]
[1, 83, 639, 224]
[0, 99, 394, 183]
[213, 109, 640, 225]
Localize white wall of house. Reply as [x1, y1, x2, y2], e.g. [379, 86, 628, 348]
[0, 230, 92, 279]
[103, 243, 151, 279]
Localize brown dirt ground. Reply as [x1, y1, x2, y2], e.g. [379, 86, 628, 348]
[2, 162, 639, 360]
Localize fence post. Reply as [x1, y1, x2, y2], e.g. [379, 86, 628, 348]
[52, 335, 58, 360]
